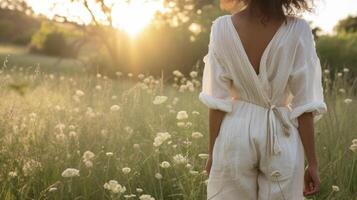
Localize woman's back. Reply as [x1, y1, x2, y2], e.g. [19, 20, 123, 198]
[231, 10, 287, 75]
[200, 1, 327, 199]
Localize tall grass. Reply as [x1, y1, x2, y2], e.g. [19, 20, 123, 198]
[0, 64, 356, 200]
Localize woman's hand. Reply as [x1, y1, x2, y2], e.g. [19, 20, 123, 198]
[303, 164, 321, 196]
[205, 155, 213, 177]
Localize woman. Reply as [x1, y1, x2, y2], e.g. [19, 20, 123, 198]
[199, 0, 327, 199]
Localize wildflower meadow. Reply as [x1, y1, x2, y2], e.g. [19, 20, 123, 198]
[0, 62, 356, 200]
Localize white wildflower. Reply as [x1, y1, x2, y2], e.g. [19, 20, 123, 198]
[84, 160, 93, 168]
[106, 152, 114, 157]
[160, 161, 171, 168]
[153, 96, 168, 105]
[198, 153, 209, 160]
[61, 168, 80, 178]
[139, 194, 155, 200]
[190, 71, 198, 78]
[192, 131, 203, 139]
[343, 68, 349, 73]
[82, 151, 95, 161]
[350, 143, 357, 152]
[110, 105, 120, 111]
[8, 171, 17, 177]
[186, 163, 193, 169]
[173, 154, 188, 164]
[133, 143, 140, 149]
[332, 185, 340, 192]
[344, 98, 352, 104]
[122, 167, 131, 174]
[75, 90, 85, 97]
[352, 139, 357, 145]
[23, 160, 42, 176]
[155, 172, 163, 179]
[176, 111, 188, 120]
[104, 180, 126, 194]
[173, 70, 183, 77]
[153, 132, 171, 147]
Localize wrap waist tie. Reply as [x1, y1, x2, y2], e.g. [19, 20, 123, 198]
[236, 99, 291, 156]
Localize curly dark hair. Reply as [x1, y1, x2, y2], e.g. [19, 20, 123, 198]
[222, 0, 315, 22]
[250, 0, 314, 19]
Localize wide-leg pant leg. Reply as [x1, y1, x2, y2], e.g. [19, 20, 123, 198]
[257, 121, 306, 200]
[206, 102, 260, 200]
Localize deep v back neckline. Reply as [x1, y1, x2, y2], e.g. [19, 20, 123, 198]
[227, 15, 287, 78]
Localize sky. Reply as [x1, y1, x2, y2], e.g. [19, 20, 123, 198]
[26, 0, 357, 35]
[303, 0, 357, 33]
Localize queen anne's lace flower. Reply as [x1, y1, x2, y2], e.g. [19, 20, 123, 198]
[192, 132, 203, 139]
[332, 185, 340, 192]
[153, 96, 168, 105]
[139, 194, 155, 200]
[173, 154, 188, 164]
[176, 111, 188, 120]
[122, 167, 131, 174]
[104, 180, 126, 194]
[61, 168, 80, 178]
[160, 161, 171, 168]
[110, 105, 120, 111]
[153, 132, 171, 147]
[23, 160, 42, 176]
[154, 172, 163, 179]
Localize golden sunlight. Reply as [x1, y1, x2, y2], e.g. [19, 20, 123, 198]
[27, 0, 165, 37]
[111, 0, 164, 37]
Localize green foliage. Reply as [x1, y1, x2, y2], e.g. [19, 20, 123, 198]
[30, 21, 78, 58]
[0, 9, 40, 45]
[334, 15, 357, 34]
[316, 33, 357, 75]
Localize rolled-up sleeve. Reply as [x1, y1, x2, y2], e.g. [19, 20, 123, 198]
[288, 21, 327, 128]
[198, 21, 233, 113]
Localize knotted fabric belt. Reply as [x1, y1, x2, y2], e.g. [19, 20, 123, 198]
[237, 99, 291, 156]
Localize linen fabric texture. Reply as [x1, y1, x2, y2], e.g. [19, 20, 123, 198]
[199, 15, 327, 200]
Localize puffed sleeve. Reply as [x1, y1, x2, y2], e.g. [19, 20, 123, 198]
[198, 20, 233, 113]
[288, 20, 327, 128]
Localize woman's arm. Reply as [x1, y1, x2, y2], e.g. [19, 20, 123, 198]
[205, 108, 227, 176]
[297, 112, 321, 196]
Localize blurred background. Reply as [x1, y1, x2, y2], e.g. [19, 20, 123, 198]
[0, 0, 356, 77]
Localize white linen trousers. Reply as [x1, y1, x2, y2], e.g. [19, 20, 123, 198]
[198, 15, 327, 200]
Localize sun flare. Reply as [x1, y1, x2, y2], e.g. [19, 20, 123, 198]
[111, 0, 164, 37]
[27, 0, 165, 37]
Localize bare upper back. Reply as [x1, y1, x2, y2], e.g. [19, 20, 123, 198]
[231, 11, 288, 75]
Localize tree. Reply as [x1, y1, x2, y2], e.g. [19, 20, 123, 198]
[334, 15, 357, 34]
[41, 0, 215, 72]
[0, 0, 33, 14]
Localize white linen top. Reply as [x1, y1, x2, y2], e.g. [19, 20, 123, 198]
[199, 14, 327, 129]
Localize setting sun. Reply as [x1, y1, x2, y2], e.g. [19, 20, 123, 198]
[27, 0, 165, 37]
[111, 0, 164, 37]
